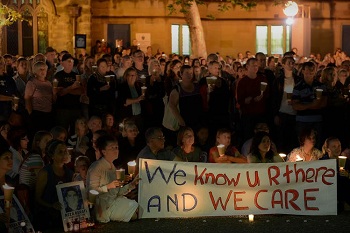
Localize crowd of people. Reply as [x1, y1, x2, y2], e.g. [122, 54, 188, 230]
[1, 44, 350, 231]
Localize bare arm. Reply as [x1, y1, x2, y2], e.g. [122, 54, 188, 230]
[35, 169, 61, 210]
[124, 95, 144, 106]
[292, 96, 327, 111]
[0, 95, 12, 102]
[24, 97, 33, 114]
[169, 89, 185, 126]
[58, 81, 83, 96]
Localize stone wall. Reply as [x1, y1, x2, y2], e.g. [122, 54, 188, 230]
[50, 0, 91, 55]
[87, 0, 350, 57]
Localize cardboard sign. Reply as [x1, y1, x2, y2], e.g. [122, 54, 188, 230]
[56, 181, 90, 232]
[0, 195, 35, 233]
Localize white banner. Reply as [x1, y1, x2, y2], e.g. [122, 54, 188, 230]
[138, 159, 337, 218]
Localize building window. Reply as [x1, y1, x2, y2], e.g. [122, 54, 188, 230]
[256, 25, 291, 55]
[37, 9, 48, 54]
[171, 24, 191, 56]
[5, 1, 48, 56]
[22, 8, 33, 57]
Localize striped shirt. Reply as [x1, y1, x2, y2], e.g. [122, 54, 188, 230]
[19, 153, 45, 189]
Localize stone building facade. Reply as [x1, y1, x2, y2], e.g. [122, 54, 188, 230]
[1, 0, 350, 58]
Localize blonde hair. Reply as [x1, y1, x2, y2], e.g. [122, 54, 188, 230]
[32, 61, 48, 75]
[120, 119, 138, 137]
[322, 137, 340, 155]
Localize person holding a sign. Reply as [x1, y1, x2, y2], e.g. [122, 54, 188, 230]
[86, 134, 139, 223]
[247, 131, 283, 163]
[34, 139, 73, 231]
[320, 137, 350, 212]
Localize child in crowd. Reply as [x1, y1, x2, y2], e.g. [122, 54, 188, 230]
[68, 117, 89, 155]
[73, 155, 90, 186]
[208, 128, 247, 163]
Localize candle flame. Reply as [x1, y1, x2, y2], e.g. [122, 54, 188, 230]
[279, 153, 286, 158]
[296, 154, 303, 161]
[128, 160, 137, 166]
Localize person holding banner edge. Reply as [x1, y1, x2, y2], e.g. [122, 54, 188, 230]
[320, 137, 350, 212]
[86, 134, 140, 223]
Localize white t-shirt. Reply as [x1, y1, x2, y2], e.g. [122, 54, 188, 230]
[279, 77, 296, 115]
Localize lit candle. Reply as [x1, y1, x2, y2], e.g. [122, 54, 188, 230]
[88, 190, 99, 207]
[53, 79, 58, 88]
[279, 153, 286, 161]
[128, 160, 137, 177]
[3, 184, 15, 208]
[338, 156, 347, 170]
[295, 154, 304, 162]
[248, 214, 254, 222]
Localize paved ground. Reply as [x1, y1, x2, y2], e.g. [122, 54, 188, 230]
[50, 211, 350, 233]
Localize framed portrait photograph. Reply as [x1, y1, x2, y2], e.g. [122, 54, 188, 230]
[0, 195, 35, 233]
[75, 34, 86, 49]
[56, 181, 90, 232]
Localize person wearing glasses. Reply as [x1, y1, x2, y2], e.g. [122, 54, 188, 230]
[136, 127, 176, 164]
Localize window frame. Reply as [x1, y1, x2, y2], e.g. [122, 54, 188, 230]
[256, 25, 291, 56]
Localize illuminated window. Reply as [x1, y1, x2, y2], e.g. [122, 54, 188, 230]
[171, 24, 191, 55]
[256, 25, 291, 55]
[5, 1, 49, 56]
[256, 26, 268, 54]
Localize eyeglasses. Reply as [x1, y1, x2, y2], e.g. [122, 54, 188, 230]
[152, 136, 165, 140]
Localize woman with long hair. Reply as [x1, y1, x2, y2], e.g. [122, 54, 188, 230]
[247, 131, 283, 163]
[34, 139, 73, 231]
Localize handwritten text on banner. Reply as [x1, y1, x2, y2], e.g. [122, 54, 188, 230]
[138, 159, 337, 218]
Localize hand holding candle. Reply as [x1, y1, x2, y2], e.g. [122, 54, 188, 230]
[217, 144, 225, 157]
[260, 82, 267, 94]
[141, 86, 147, 96]
[12, 96, 19, 111]
[315, 88, 323, 99]
[279, 153, 286, 162]
[76, 75, 81, 83]
[105, 75, 111, 85]
[338, 156, 347, 170]
[116, 168, 125, 182]
[53, 79, 58, 88]
[128, 160, 136, 178]
[295, 154, 304, 162]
